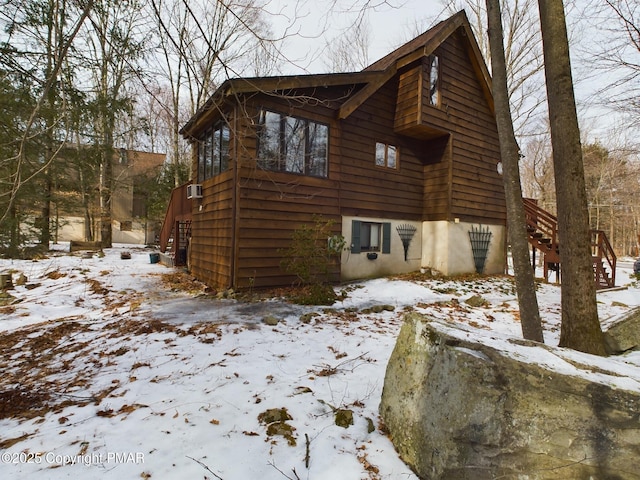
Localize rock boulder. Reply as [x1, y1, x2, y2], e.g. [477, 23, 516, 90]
[380, 313, 640, 479]
[603, 307, 640, 354]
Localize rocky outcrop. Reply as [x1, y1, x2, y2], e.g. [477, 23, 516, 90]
[604, 307, 640, 354]
[380, 313, 640, 479]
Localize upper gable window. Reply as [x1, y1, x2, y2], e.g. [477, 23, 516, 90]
[375, 142, 398, 169]
[428, 54, 440, 106]
[197, 123, 230, 182]
[257, 109, 328, 178]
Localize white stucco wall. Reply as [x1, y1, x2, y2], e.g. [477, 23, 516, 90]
[54, 216, 153, 245]
[55, 217, 86, 242]
[341, 216, 422, 282]
[421, 220, 506, 276]
[340, 216, 506, 281]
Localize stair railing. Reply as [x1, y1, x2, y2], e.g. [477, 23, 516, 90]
[523, 198, 617, 289]
[523, 198, 558, 251]
[591, 229, 616, 288]
[159, 182, 192, 253]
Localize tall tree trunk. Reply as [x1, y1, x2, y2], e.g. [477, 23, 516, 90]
[40, 168, 52, 248]
[9, 202, 19, 257]
[99, 150, 113, 248]
[79, 167, 93, 241]
[537, 0, 607, 355]
[486, 0, 544, 343]
[40, 1, 57, 250]
[172, 98, 181, 187]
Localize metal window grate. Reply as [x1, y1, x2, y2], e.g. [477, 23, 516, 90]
[468, 225, 492, 274]
[396, 224, 417, 261]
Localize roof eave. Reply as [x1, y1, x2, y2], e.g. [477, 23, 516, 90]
[180, 72, 379, 138]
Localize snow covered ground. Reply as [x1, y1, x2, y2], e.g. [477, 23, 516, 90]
[1, 244, 639, 480]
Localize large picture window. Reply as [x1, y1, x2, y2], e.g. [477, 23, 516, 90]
[197, 123, 230, 182]
[257, 109, 329, 178]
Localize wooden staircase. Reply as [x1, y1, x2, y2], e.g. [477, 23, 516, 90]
[523, 198, 616, 289]
[159, 182, 193, 267]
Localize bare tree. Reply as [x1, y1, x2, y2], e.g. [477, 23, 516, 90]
[537, 0, 606, 355]
[520, 130, 555, 204]
[441, 0, 546, 138]
[83, 0, 147, 247]
[486, 0, 543, 342]
[0, 0, 94, 248]
[582, 139, 640, 254]
[174, 0, 275, 113]
[580, 0, 639, 129]
[149, 0, 190, 187]
[324, 16, 371, 72]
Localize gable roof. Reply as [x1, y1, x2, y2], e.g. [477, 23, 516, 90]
[181, 10, 493, 136]
[339, 10, 493, 119]
[365, 11, 468, 72]
[180, 71, 378, 137]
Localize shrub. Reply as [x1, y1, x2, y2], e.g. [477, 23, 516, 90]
[280, 216, 345, 304]
[288, 283, 337, 306]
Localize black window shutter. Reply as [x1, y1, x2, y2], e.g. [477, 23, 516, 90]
[382, 222, 391, 253]
[351, 220, 361, 253]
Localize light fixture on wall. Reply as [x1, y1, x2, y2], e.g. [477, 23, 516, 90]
[396, 224, 417, 261]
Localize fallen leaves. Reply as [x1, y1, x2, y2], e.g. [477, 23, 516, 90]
[0, 433, 31, 449]
[158, 271, 207, 294]
[357, 447, 381, 479]
[0, 311, 227, 423]
[0, 387, 52, 420]
[85, 278, 110, 296]
[45, 270, 67, 280]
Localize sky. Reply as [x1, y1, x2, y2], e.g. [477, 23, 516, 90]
[266, 0, 444, 73]
[1, 244, 639, 479]
[264, 0, 636, 142]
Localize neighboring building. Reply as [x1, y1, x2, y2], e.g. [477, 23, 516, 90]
[168, 10, 507, 289]
[56, 148, 165, 245]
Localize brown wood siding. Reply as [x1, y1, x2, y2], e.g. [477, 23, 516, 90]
[419, 34, 505, 224]
[423, 135, 452, 221]
[442, 35, 506, 225]
[236, 172, 341, 288]
[189, 170, 235, 288]
[231, 96, 344, 289]
[339, 78, 426, 220]
[186, 26, 504, 290]
[395, 66, 421, 131]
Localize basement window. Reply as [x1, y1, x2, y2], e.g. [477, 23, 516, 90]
[257, 109, 329, 178]
[351, 220, 391, 253]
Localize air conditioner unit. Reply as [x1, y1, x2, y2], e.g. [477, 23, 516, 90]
[186, 184, 202, 199]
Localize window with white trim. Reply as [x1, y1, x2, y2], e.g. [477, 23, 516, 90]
[375, 142, 398, 169]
